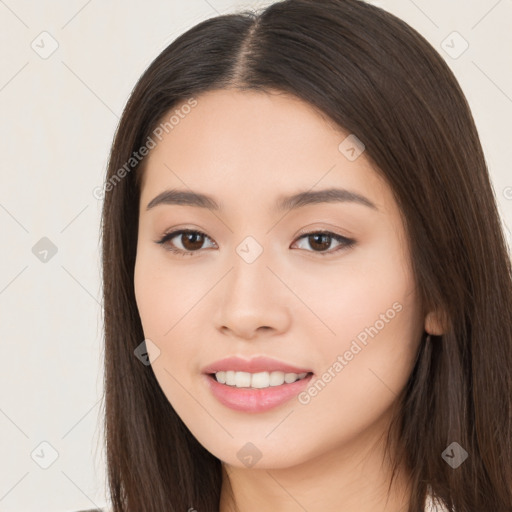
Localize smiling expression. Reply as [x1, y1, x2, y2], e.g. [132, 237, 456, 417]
[133, 88, 424, 468]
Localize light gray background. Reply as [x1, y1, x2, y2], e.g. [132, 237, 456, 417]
[1, 0, 511, 511]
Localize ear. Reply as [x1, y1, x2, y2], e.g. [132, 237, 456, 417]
[424, 310, 446, 336]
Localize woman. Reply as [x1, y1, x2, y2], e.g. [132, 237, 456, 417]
[94, 0, 512, 511]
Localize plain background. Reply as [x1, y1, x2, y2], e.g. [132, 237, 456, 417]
[1, 0, 511, 510]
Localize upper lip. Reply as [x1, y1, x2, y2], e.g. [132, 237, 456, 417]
[202, 356, 313, 375]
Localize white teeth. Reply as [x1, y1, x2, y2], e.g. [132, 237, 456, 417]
[214, 370, 309, 388]
[216, 371, 227, 384]
[269, 371, 285, 386]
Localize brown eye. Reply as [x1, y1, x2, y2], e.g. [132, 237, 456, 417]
[180, 231, 206, 251]
[292, 231, 355, 255]
[307, 233, 331, 251]
[156, 229, 216, 256]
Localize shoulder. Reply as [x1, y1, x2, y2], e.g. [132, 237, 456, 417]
[425, 492, 450, 512]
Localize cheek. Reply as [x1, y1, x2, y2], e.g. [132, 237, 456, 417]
[133, 250, 206, 381]
[134, 255, 168, 337]
[133, 250, 181, 368]
[291, 294, 420, 450]
[134, 243, 195, 331]
[298, 237, 421, 399]
[294, 242, 418, 349]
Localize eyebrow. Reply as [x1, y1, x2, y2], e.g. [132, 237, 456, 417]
[145, 187, 378, 212]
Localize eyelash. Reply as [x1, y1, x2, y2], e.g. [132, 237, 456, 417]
[155, 229, 355, 257]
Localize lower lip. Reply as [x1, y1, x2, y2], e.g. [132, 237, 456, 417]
[203, 373, 314, 413]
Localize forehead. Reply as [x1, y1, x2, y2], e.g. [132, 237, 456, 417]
[138, 88, 390, 215]
[144, 88, 347, 165]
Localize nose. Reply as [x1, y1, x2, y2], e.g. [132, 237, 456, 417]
[213, 247, 292, 341]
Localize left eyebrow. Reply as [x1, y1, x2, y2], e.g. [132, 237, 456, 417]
[146, 189, 221, 211]
[274, 188, 378, 212]
[145, 187, 378, 212]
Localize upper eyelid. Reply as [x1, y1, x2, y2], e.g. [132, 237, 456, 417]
[159, 228, 348, 240]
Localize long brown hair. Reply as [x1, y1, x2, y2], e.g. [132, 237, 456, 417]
[100, 1, 512, 510]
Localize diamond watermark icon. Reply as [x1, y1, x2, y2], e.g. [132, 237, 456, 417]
[441, 441, 469, 469]
[31, 31, 59, 59]
[236, 236, 263, 264]
[237, 442, 262, 468]
[134, 338, 161, 366]
[32, 237, 58, 263]
[338, 134, 365, 161]
[441, 31, 469, 59]
[31, 441, 59, 469]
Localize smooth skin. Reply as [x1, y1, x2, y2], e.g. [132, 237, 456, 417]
[134, 89, 444, 512]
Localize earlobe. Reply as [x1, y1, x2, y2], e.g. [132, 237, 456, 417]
[424, 310, 445, 336]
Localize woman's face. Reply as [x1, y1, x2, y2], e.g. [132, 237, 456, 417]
[134, 88, 425, 469]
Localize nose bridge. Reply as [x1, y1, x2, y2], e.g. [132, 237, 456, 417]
[227, 234, 273, 305]
[213, 234, 291, 337]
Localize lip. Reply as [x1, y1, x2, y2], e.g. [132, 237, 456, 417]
[201, 356, 313, 375]
[203, 372, 314, 413]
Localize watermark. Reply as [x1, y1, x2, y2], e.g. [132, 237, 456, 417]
[93, 97, 198, 200]
[30, 441, 59, 469]
[338, 133, 366, 161]
[503, 186, 512, 200]
[236, 236, 264, 264]
[134, 338, 161, 366]
[237, 442, 262, 468]
[31, 31, 59, 59]
[441, 441, 468, 469]
[298, 300, 403, 405]
[32, 236, 58, 263]
[440, 31, 469, 60]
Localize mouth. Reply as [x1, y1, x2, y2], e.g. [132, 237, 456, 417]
[203, 371, 315, 413]
[207, 370, 314, 389]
